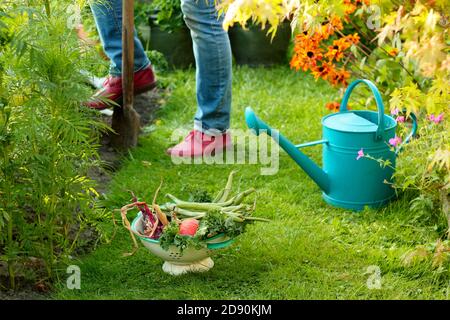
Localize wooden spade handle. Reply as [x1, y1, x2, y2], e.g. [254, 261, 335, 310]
[110, 0, 140, 150]
[122, 0, 134, 111]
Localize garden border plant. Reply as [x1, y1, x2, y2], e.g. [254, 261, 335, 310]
[0, 0, 110, 291]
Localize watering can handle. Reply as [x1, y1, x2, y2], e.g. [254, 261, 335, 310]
[340, 79, 385, 141]
[396, 111, 418, 155]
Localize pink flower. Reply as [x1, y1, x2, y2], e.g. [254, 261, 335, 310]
[428, 113, 444, 124]
[390, 108, 399, 116]
[389, 136, 402, 147]
[356, 148, 364, 160]
[396, 116, 405, 123]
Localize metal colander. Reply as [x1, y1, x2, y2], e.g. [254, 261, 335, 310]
[130, 213, 234, 264]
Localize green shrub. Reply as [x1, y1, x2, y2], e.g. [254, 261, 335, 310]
[0, 1, 108, 289]
[393, 119, 449, 235]
[145, 49, 169, 72]
[148, 0, 184, 32]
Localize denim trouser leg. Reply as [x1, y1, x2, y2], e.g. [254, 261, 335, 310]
[181, 0, 232, 134]
[90, 0, 150, 76]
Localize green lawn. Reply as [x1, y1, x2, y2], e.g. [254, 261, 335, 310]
[54, 66, 449, 299]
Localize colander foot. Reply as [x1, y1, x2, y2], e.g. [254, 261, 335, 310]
[162, 257, 214, 276]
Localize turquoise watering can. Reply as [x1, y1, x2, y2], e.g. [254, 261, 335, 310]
[245, 79, 417, 210]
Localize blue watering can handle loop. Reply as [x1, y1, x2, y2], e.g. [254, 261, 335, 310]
[396, 111, 418, 155]
[339, 79, 385, 141]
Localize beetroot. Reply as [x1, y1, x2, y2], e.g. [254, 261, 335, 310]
[179, 219, 199, 236]
[131, 193, 155, 224]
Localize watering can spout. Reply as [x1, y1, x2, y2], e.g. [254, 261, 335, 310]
[245, 107, 268, 134]
[245, 107, 330, 194]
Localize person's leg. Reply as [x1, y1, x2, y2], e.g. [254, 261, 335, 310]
[181, 0, 232, 134]
[86, 0, 156, 109]
[90, 0, 150, 75]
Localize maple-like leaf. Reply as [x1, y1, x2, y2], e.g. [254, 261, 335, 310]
[432, 239, 450, 268]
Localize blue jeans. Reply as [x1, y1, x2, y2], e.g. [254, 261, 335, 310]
[90, 0, 150, 76]
[181, 0, 232, 134]
[91, 0, 232, 133]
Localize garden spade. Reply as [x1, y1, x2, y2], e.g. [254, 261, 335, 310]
[111, 0, 141, 150]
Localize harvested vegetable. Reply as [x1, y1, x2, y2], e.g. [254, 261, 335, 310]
[130, 191, 164, 239]
[179, 219, 200, 236]
[120, 171, 269, 254]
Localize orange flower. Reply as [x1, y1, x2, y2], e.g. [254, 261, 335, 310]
[388, 48, 399, 57]
[345, 4, 357, 15]
[348, 33, 360, 44]
[311, 62, 335, 81]
[325, 34, 358, 62]
[329, 16, 344, 32]
[290, 33, 325, 71]
[289, 3, 362, 88]
[329, 68, 351, 87]
[344, 0, 370, 15]
[325, 46, 344, 62]
[326, 101, 340, 112]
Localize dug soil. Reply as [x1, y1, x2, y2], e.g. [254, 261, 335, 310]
[88, 88, 164, 194]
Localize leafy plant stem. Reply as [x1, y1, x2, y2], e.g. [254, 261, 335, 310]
[43, 0, 51, 18]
